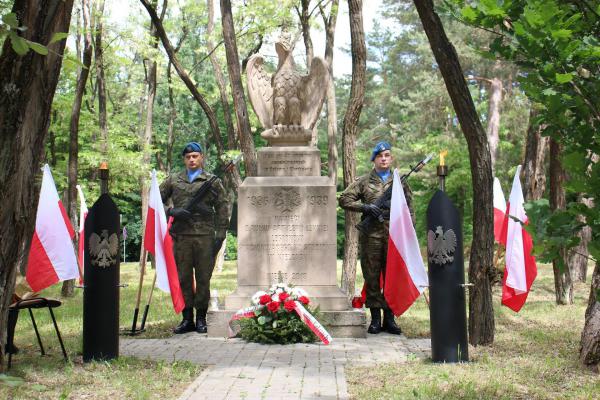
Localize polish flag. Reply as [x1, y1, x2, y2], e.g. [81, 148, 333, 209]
[76, 185, 88, 283]
[493, 177, 507, 243]
[384, 169, 429, 316]
[500, 165, 537, 312]
[26, 165, 79, 292]
[144, 170, 185, 313]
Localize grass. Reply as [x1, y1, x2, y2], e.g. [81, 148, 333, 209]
[0, 262, 204, 399]
[2, 260, 598, 399]
[346, 264, 600, 400]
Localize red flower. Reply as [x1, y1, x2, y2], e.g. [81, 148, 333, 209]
[259, 294, 272, 305]
[267, 301, 280, 312]
[278, 292, 290, 301]
[299, 296, 310, 305]
[284, 300, 296, 312]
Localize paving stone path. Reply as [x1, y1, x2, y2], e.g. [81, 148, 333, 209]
[121, 334, 431, 400]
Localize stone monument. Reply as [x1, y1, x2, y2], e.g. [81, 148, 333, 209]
[208, 32, 365, 337]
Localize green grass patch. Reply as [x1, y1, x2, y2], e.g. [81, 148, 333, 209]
[347, 264, 599, 399]
[0, 261, 207, 399]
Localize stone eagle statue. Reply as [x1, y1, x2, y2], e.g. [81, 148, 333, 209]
[246, 31, 329, 146]
[427, 226, 457, 265]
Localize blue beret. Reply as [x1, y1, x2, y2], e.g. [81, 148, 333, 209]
[370, 141, 392, 161]
[182, 142, 203, 155]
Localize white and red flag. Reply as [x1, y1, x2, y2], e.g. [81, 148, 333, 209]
[384, 169, 429, 316]
[499, 165, 537, 312]
[144, 170, 185, 313]
[76, 184, 88, 283]
[26, 164, 79, 292]
[493, 177, 507, 243]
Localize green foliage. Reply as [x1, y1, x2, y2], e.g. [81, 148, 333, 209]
[523, 199, 583, 270]
[446, 0, 600, 263]
[1, 12, 61, 56]
[239, 309, 318, 345]
[225, 231, 237, 260]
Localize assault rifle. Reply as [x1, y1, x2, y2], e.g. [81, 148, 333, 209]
[170, 154, 242, 231]
[355, 153, 434, 234]
[184, 154, 242, 213]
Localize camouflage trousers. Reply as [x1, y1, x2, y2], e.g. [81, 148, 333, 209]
[172, 234, 216, 311]
[359, 233, 390, 309]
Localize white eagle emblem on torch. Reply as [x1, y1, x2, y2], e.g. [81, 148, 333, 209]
[427, 226, 457, 266]
[89, 229, 119, 268]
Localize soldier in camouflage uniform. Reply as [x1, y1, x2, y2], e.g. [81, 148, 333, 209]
[160, 142, 230, 334]
[339, 141, 413, 335]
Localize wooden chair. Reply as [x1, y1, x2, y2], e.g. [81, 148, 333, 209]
[7, 297, 68, 369]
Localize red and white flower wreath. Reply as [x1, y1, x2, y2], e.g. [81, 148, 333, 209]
[230, 284, 332, 345]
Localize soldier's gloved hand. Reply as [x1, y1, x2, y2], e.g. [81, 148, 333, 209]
[361, 203, 382, 219]
[382, 209, 390, 221]
[168, 207, 192, 220]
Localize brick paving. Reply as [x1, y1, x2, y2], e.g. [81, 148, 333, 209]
[121, 334, 430, 400]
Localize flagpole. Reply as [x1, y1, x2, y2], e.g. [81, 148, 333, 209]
[130, 249, 148, 334]
[140, 267, 157, 331]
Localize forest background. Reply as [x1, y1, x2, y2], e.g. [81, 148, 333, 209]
[2, 0, 529, 260]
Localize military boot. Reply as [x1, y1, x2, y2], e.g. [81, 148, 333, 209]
[173, 308, 195, 334]
[383, 309, 402, 335]
[367, 308, 382, 334]
[196, 308, 208, 334]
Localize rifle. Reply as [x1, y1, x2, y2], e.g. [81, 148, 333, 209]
[170, 154, 242, 229]
[355, 153, 434, 234]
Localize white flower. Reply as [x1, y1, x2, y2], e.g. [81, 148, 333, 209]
[291, 287, 308, 298]
[271, 293, 279, 302]
[251, 291, 267, 305]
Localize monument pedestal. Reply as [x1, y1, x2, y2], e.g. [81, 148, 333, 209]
[208, 309, 366, 338]
[208, 147, 366, 338]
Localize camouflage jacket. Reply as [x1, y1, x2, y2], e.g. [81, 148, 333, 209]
[160, 170, 230, 237]
[339, 169, 414, 238]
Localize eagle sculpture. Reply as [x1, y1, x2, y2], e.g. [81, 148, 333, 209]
[89, 229, 119, 268]
[246, 31, 329, 146]
[427, 226, 457, 266]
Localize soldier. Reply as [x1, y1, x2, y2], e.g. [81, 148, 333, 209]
[160, 142, 230, 334]
[339, 141, 413, 335]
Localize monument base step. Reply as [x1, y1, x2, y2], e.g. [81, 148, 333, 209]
[225, 285, 350, 311]
[207, 309, 367, 339]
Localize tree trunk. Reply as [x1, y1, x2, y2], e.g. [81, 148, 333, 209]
[165, 62, 176, 172]
[580, 260, 600, 371]
[220, 0, 257, 176]
[549, 138, 573, 305]
[298, 0, 318, 146]
[94, 0, 108, 157]
[0, 0, 74, 370]
[486, 72, 502, 173]
[522, 107, 548, 201]
[570, 196, 592, 282]
[139, 0, 226, 160]
[340, 0, 366, 299]
[207, 0, 237, 150]
[63, 0, 93, 298]
[139, 0, 165, 264]
[299, 0, 314, 67]
[321, 0, 339, 182]
[413, 0, 495, 346]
